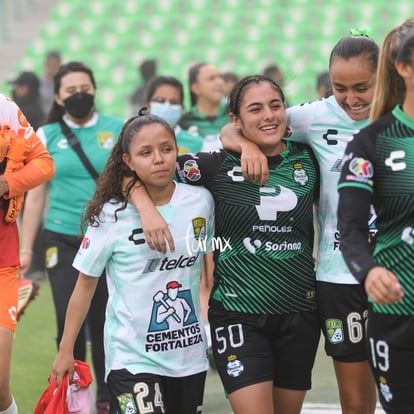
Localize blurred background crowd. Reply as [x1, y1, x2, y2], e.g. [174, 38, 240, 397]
[1, 0, 412, 120]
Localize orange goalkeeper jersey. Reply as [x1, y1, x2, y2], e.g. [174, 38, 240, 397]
[0, 94, 54, 266]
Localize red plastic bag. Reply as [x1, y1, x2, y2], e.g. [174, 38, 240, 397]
[34, 360, 94, 414]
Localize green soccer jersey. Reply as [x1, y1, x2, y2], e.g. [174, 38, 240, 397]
[338, 105, 414, 316]
[178, 102, 230, 151]
[38, 113, 124, 235]
[176, 142, 319, 315]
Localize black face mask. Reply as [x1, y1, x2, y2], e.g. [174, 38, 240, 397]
[63, 92, 94, 119]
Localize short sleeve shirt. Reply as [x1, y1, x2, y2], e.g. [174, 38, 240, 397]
[287, 96, 372, 283]
[73, 183, 215, 379]
[176, 143, 318, 315]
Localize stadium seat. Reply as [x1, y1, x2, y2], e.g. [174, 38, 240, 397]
[8, 0, 414, 119]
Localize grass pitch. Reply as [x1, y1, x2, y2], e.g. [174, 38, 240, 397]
[11, 279, 340, 413]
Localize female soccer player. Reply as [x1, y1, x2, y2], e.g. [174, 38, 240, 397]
[338, 18, 414, 414]
[220, 32, 380, 414]
[51, 113, 215, 413]
[130, 75, 320, 414]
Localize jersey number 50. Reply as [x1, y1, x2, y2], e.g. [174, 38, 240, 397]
[214, 324, 245, 354]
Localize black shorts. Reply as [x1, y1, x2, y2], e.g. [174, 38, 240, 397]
[208, 299, 320, 394]
[107, 369, 206, 414]
[317, 281, 369, 362]
[367, 306, 414, 414]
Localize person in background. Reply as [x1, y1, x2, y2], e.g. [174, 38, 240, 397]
[129, 58, 158, 116]
[20, 61, 124, 414]
[178, 63, 229, 151]
[39, 50, 62, 116]
[222, 71, 239, 104]
[51, 112, 215, 414]
[263, 64, 290, 106]
[9, 71, 44, 130]
[263, 64, 285, 86]
[221, 31, 380, 414]
[316, 71, 332, 99]
[338, 17, 414, 414]
[129, 75, 320, 414]
[0, 93, 54, 414]
[146, 75, 204, 154]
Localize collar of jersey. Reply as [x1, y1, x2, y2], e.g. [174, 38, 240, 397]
[63, 112, 99, 128]
[393, 105, 414, 130]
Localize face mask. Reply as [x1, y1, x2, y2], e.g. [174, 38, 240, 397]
[150, 102, 182, 126]
[63, 92, 95, 119]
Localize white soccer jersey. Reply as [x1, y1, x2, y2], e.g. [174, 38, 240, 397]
[287, 96, 372, 284]
[73, 182, 214, 379]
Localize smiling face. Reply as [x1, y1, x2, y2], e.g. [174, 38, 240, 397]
[231, 81, 287, 156]
[330, 55, 376, 121]
[122, 123, 178, 201]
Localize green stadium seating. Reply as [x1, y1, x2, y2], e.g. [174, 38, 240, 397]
[8, 0, 414, 118]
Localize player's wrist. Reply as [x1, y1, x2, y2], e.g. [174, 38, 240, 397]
[20, 249, 33, 255]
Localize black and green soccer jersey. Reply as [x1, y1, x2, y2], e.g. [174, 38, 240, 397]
[176, 141, 319, 315]
[178, 102, 230, 149]
[338, 105, 414, 316]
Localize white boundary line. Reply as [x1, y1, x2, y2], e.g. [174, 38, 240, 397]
[301, 403, 386, 413]
[227, 403, 386, 413]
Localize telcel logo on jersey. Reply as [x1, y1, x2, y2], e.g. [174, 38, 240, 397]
[142, 254, 200, 274]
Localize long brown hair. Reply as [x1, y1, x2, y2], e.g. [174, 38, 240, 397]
[370, 18, 414, 122]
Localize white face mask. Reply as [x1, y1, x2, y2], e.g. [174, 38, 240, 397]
[150, 102, 182, 126]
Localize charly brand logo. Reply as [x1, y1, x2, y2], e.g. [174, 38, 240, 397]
[185, 217, 232, 255]
[227, 166, 244, 182]
[402, 226, 414, 246]
[385, 150, 406, 171]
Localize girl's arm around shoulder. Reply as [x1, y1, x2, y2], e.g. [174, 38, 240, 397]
[51, 273, 99, 385]
[128, 183, 175, 254]
[220, 123, 268, 185]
